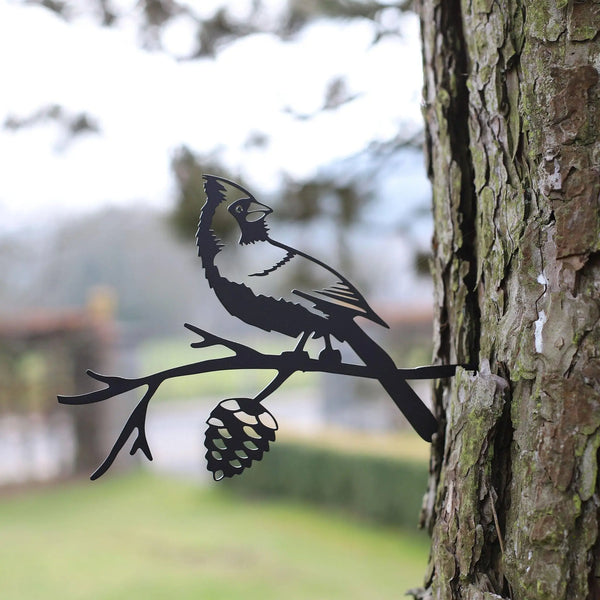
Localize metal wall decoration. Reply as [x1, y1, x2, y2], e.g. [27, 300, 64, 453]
[59, 175, 467, 481]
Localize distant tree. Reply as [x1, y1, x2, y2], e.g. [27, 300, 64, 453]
[169, 146, 246, 240]
[12, 0, 422, 246]
[168, 143, 375, 260]
[416, 1, 600, 598]
[3, 104, 99, 151]
[29, 0, 412, 55]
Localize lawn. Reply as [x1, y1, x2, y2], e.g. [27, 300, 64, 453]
[0, 472, 430, 599]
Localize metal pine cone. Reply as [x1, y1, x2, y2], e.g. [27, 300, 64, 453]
[204, 398, 278, 480]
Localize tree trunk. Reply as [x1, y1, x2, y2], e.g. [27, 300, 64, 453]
[416, 1, 600, 598]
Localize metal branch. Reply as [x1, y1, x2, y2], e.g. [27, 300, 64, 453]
[254, 369, 295, 402]
[57, 324, 469, 480]
[183, 322, 253, 356]
[90, 383, 157, 480]
[59, 353, 464, 406]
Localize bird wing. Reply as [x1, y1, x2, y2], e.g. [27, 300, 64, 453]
[293, 283, 366, 314]
[292, 284, 387, 328]
[265, 238, 389, 328]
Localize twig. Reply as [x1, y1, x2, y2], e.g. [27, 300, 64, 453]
[90, 383, 157, 480]
[254, 369, 295, 402]
[184, 322, 252, 356]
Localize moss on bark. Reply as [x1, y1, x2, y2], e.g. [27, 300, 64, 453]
[415, 0, 600, 598]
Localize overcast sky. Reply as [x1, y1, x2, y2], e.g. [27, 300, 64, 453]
[0, 1, 426, 234]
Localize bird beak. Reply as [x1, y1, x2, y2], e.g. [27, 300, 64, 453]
[246, 200, 272, 222]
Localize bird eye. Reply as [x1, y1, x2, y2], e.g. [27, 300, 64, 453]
[235, 205, 243, 213]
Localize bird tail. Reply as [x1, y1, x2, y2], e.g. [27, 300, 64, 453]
[340, 321, 438, 442]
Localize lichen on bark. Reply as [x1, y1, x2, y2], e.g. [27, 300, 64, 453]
[415, 0, 600, 598]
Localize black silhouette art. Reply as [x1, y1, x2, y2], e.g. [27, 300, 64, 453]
[198, 176, 440, 441]
[59, 175, 467, 481]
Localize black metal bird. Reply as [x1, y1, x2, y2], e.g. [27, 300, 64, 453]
[197, 175, 438, 442]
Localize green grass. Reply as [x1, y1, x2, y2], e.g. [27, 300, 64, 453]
[138, 336, 318, 399]
[0, 472, 430, 599]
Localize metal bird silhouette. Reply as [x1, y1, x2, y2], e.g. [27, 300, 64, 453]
[198, 175, 438, 443]
[59, 174, 467, 481]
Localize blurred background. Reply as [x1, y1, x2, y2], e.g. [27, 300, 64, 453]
[0, 0, 436, 597]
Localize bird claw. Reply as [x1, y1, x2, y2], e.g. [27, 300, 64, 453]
[318, 347, 342, 364]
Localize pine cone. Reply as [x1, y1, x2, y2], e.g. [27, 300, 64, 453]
[204, 398, 278, 480]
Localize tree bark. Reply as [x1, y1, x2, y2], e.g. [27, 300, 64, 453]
[416, 1, 600, 599]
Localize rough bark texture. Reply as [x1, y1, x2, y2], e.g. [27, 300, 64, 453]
[416, 1, 600, 599]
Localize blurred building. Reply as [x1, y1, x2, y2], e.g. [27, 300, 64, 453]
[0, 287, 129, 485]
